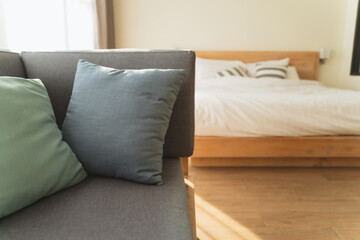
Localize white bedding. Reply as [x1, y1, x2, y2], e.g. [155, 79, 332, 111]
[195, 77, 360, 137]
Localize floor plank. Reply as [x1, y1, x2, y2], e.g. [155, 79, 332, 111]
[190, 166, 360, 240]
[333, 228, 360, 240]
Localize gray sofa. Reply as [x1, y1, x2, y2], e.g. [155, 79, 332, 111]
[0, 50, 195, 240]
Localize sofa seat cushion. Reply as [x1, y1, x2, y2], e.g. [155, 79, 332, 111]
[0, 158, 192, 240]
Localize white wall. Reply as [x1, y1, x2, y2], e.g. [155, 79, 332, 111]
[114, 0, 350, 88]
[0, 0, 8, 49]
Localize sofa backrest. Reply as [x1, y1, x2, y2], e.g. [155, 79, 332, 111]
[0, 50, 195, 158]
[0, 51, 27, 78]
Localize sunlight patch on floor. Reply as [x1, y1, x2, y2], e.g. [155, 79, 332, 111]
[195, 194, 262, 240]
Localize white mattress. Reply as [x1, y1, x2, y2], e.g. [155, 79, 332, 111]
[195, 77, 360, 137]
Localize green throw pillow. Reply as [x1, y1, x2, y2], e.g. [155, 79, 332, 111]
[0, 77, 87, 219]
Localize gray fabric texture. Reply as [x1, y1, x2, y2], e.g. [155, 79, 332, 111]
[0, 158, 193, 240]
[0, 51, 27, 78]
[62, 60, 185, 185]
[0, 51, 194, 239]
[21, 50, 195, 158]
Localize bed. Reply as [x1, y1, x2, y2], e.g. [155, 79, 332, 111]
[192, 51, 360, 167]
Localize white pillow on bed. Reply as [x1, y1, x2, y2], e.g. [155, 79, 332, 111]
[215, 65, 249, 78]
[287, 66, 300, 80]
[196, 57, 247, 80]
[196, 57, 300, 80]
[255, 64, 288, 79]
[247, 58, 301, 80]
[246, 58, 290, 77]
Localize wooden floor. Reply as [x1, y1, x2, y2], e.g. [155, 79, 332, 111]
[189, 165, 360, 240]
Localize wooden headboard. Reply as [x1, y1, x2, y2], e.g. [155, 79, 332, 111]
[195, 51, 320, 80]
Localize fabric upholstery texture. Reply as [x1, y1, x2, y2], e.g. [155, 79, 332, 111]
[0, 158, 193, 240]
[0, 51, 27, 77]
[62, 60, 185, 185]
[0, 76, 87, 219]
[0, 50, 194, 239]
[21, 50, 195, 158]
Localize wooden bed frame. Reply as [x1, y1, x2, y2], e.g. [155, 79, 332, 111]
[191, 51, 360, 167]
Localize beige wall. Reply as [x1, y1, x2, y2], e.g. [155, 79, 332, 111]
[114, 0, 353, 88]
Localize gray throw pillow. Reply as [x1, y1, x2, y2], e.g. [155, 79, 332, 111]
[62, 60, 185, 185]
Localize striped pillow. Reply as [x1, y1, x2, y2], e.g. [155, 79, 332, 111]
[215, 65, 249, 78]
[255, 64, 288, 79]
